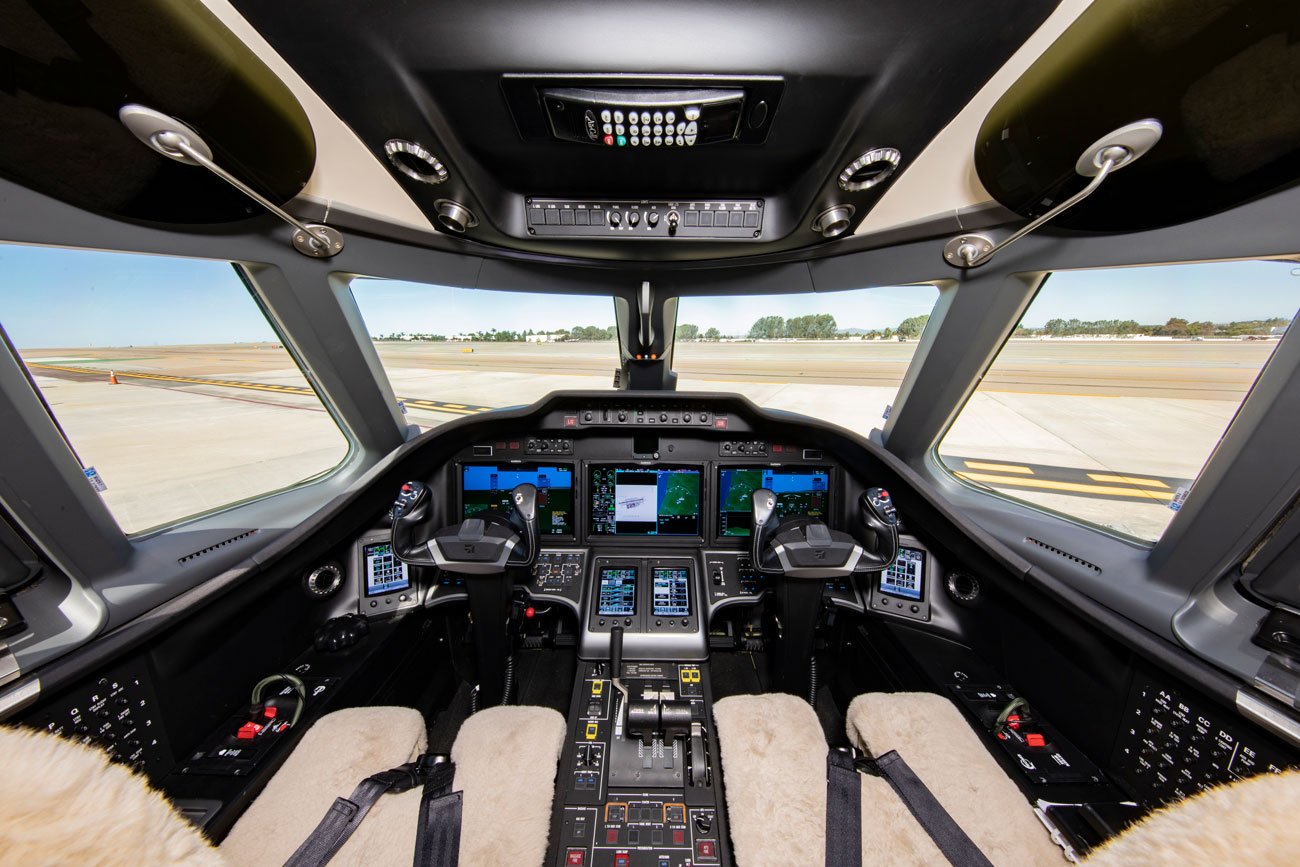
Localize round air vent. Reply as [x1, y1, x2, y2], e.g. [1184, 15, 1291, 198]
[303, 562, 344, 599]
[435, 199, 478, 233]
[812, 205, 855, 238]
[838, 147, 902, 192]
[945, 571, 981, 605]
[384, 139, 449, 184]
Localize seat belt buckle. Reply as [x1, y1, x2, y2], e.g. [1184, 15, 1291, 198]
[369, 761, 426, 794]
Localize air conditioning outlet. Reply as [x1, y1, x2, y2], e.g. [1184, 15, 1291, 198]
[1024, 536, 1101, 574]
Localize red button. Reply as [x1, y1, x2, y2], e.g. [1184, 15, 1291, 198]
[236, 722, 263, 740]
[1007, 713, 1021, 731]
[696, 839, 717, 859]
[614, 855, 629, 867]
[1026, 733, 1046, 749]
[564, 416, 578, 427]
[673, 830, 685, 845]
[566, 850, 585, 866]
[603, 134, 614, 146]
[606, 829, 618, 844]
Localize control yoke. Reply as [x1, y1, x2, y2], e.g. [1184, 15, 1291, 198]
[390, 480, 539, 707]
[391, 481, 539, 572]
[750, 486, 899, 696]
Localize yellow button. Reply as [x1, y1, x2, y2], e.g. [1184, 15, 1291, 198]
[591, 680, 604, 695]
[585, 722, 599, 740]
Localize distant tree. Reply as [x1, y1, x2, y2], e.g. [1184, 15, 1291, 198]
[748, 315, 786, 339]
[896, 314, 930, 338]
[882, 327, 894, 340]
[704, 327, 721, 341]
[676, 323, 701, 341]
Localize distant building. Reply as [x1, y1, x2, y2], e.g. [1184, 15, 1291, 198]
[526, 332, 564, 343]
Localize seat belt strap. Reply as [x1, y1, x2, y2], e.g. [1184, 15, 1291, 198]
[413, 758, 461, 867]
[870, 750, 993, 867]
[283, 759, 433, 867]
[825, 750, 863, 867]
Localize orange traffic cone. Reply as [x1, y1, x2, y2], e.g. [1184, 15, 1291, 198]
[109, 371, 119, 385]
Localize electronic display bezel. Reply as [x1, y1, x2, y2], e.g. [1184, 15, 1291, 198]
[457, 461, 576, 540]
[586, 463, 705, 540]
[362, 540, 411, 598]
[878, 545, 926, 601]
[713, 464, 834, 541]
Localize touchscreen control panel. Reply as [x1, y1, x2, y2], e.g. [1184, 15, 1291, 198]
[717, 466, 831, 537]
[588, 557, 696, 635]
[590, 466, 702, 537]
[461, 463, 574, 537]
[870, 545, 930, 622]
[356, 531, 418, 615]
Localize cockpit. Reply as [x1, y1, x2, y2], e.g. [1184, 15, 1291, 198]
[2, 1, 1300, 865]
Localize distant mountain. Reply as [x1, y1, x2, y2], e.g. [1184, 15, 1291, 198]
[837, 327, 871, 335]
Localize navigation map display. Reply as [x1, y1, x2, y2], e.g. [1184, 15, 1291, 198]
[589, 466, 702, 536]
[652, 567, 691, 617]
[363, 541, 410, 597]
[597, 567, 638, 615]
[462, 464, 573, 536]
[879, 546, 925, 600]
[717, 466, 831, 536]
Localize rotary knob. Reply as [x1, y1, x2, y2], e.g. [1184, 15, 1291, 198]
[610, 211, 622, 227]
[647, 212, 660, 228]
[627, 211, 640, 227]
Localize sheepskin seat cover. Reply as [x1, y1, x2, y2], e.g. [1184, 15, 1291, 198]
[0, 724, 226, 866]
[1086, 768, 1300, 866]
[847, 692, 1065, 866]
[450, 704, 567, 866]
[221, 705, 429, 866]
[221, 704, 566, 867]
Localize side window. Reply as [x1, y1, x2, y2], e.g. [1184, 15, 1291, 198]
[0, 243, 351, 535]
[938, 260, 1298, 542]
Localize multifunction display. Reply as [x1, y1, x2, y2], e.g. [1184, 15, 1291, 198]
[363, 542, 410, 597]
[597, 567, 638, 616]
[879, 546, 925, 600]
[717, 466, 831, 536]
[462, 463, 574, 536]
[589, 466, 702, 536]
[652, 567, 691, 617]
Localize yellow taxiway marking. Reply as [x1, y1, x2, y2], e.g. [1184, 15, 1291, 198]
[962, 460, 1034, 475]
[956, 471, 1174, 502]
[28, 363, 490, 416]
[1086, 473, 1169, 488]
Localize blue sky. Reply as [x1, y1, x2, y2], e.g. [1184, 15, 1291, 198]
[2, 243, 1296, 347]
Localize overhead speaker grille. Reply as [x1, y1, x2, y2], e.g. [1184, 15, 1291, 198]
[838, 147, 901, 192]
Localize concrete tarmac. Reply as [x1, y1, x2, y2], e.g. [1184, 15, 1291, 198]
[20, 338, 1278, 538]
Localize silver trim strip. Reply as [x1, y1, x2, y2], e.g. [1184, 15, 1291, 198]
[1236, 689, 1300, 749]
[0, 677, 40, 719]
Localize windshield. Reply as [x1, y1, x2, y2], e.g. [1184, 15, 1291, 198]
[672, 286, 941, 431]
[348, 279, 620, 430]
